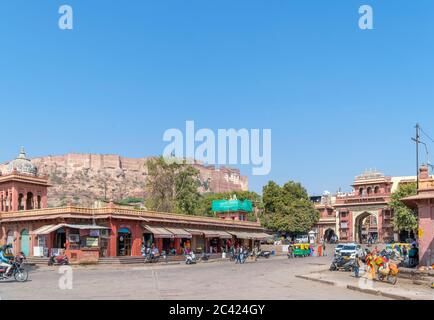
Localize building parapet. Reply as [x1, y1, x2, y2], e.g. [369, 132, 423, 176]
[0, 205, 262, 229]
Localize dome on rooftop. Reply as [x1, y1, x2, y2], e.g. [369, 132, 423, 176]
[5, 147, 38, 176]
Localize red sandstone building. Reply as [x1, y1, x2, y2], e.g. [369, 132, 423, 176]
[314, 170, 421, 244]
[0, 149, 268, 264]
[402, 166, 434, 267]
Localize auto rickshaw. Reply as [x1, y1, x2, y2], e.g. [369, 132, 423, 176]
[293, 244, 310, 257]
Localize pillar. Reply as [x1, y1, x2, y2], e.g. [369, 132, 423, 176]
[377, 209, 383, 242]
[131, 223, 142, 257]
[174, 238, 181, 254]
[11, 188, 19, 212]
[109, 221, 117, 257]
[156, 238, 163, 253]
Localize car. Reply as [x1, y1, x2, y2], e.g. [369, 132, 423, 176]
[295, 235, 309, 244]
[334, 244, 345, 256]
[339, 244, 364, 259]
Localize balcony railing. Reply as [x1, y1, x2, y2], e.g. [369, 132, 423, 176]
[335, 194, 390, 205]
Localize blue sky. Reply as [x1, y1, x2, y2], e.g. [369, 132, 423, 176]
[1, 1, 434, 195]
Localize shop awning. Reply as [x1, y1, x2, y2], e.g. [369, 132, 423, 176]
[186, 229, 220, 238]
[229, 231, 272, 240]
[249, 232, 273, 240]
[216, 231, 233, 239]
[228, 231, 251, 239]
[165, 228, 192, 239]
[30, 224, 64, 235]
[63, 224, 110, 230]
[143, 225, 174, 238]
[185, 229, 203, 236]
[30, 224, 110, 235]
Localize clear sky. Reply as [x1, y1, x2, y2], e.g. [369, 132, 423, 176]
[1, 1, 434, 195]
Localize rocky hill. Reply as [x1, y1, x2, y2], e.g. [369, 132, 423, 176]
[0, 154, 248, 208]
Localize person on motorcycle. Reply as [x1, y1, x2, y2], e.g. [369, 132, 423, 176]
[0, 245, 13, 277]
[151, 245, 160, 258]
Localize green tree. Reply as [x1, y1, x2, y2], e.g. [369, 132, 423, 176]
[146, 157, 201, 215]
[261, 181, 319, 233]
[390, 183, 418, 233]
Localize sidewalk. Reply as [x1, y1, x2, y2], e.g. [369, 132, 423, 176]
[297, 269, 434, 300]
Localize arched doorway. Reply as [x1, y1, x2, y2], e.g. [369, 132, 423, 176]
[117, 228, 132, 256]
[324, 229, 336, 243]
[26, 192, 34, 210]
[20, 229, 30, 256]
[354, 212, 378, 244]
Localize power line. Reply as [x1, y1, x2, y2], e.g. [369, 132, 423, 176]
[419, 126, 434, 143]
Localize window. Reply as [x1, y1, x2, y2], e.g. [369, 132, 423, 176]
[26, 192, 34, 210]
[18, 194, 24, 210]
[37, 196, 42, 209]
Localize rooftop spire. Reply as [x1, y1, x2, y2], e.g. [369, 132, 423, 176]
[18, 146, 26, 159]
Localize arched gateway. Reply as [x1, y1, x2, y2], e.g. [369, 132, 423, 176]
[353, 211, 379, 244]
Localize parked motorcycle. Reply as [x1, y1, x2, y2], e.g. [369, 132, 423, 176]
[240, 251, 250, 264]
[0, 255, 29, 282]
[48, 253, 69, 266]
[256, 251, 271, 260]
[329, 256, 355, 272]
[143, 248, 166, 264]
[199, 252, 210, 262]
[185, 252, 197, 265]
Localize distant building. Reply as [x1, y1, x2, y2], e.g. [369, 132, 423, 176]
[313, 170, 421, 244]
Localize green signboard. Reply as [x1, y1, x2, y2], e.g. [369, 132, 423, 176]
[212, 199, 253, 213]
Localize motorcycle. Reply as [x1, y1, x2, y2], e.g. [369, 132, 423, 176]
[330, 256, 355, 272]
[256, 251, 271, 260]
[229, 251, 236, 262]
[199, 252, 210, 262]
[0, 255, 29, 282]
[185, 252, 197, 265]
[143, 248, 166, 264]
[240, 251, 250, 264]
[48, 253, 69, 266]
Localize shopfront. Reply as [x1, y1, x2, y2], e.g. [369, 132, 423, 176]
[31, 224, 110, 263]
[143, 225, 175, 254]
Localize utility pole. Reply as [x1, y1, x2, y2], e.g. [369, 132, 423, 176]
[412, 123, 420, 193]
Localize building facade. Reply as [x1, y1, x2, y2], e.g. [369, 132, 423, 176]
[0, 149, 268, 264]
[314, 170, 419, 244]
[403, 166, 434, 267]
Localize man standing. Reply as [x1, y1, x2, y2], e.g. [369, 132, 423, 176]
[354, 255, 362, 278]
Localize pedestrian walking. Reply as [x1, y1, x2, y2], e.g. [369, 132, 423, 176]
[354, 255, 362, 278]
[235, 246, 242, 264]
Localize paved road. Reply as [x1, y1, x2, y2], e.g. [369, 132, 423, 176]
[0, 255, 387, 300]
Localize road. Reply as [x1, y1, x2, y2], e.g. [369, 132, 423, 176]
[0, 255, 388, 300]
